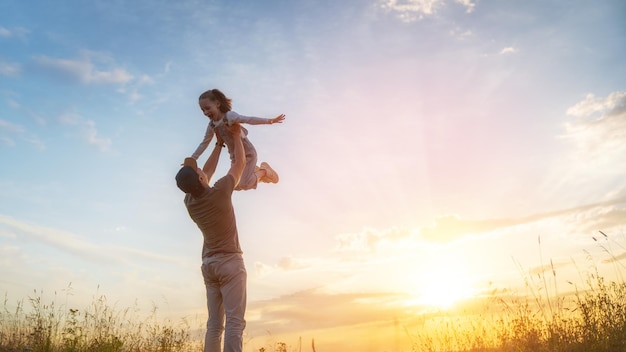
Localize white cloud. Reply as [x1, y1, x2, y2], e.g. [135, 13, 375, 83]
[0, 26, 29, 39]
[58, 112, 112, 151]
[0, 244, 23, 267]
[83, 119, 112, 151]
[0, 119, 25, 133]
[0, 118, 44, 149]
[0, 214, 179, 265]
[33, 53, 134, 84]
[252, 198, 626, 303]
[455, 0, 475, 13]
[254, 261, 273, 277]
[138, 74, 154, 85]
[563, 91, 626, 161]
[0, 60, 21, 76]
[500, 46, 518, 54]
[382, 0, 441, 21]
[450, 28, 473, 39]
[566, 91, 626, 118]
[276, 255, 308, 270]
[6, 98, 20, 109]
[117, 74, 154, 104]
[334, 226, 415, 257]
[381, 0, 475, 22]
[0, 136, 15, 147]
[24, 136, 45, 150]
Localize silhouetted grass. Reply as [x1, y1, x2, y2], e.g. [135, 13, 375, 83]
[410, 231, 626, 352]
[2, 232, 625, 352]
[0, 286, 200, 352]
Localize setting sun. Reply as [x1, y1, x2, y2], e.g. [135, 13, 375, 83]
[404, 253, 478, 309]
[415, 270, 476, 309]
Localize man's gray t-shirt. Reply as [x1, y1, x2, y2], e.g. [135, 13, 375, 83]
[184, 174, 242, 258]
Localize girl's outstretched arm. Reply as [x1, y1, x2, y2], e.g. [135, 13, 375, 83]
[268, 114, 286, 125]
[227, 111, 286, 126]
[191, 124, 215, 159]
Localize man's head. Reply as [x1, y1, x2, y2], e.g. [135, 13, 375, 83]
[176, 158, 207, 196]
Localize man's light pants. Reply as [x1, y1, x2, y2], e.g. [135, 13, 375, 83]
[202, 253, 247, 352]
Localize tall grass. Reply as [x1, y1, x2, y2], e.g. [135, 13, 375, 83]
[410, 231, 626, 352]
[2, 231, 625, 352]
[0, 286, 200, 352]
[0, 286, 309, 352]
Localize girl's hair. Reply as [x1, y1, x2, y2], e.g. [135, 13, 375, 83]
[199, 89, 232, 113]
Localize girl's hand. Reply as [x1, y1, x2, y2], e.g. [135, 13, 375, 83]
[269, 114, 286, 125]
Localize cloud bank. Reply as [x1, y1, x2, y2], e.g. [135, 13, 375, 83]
[381, 0, 476, 22]
[564, 91, 626, 159]
[34, 54, 133, 84]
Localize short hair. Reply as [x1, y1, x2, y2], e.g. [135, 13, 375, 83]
[198, 89, 232, 113]
[175, 158, 205, 197]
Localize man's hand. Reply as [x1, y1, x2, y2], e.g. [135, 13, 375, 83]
[202, 135, 225, 179]
[216, 133, 224, 146]
[227, 122, 246, 187]
[269, 114, 286, 125]
[228, 122, 242, 137]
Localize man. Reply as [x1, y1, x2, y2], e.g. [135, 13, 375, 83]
[175, 123, 246, 352]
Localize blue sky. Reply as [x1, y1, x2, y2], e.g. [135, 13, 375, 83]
[1, 0, 626, 349]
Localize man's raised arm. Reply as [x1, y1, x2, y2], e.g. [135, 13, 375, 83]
[201, 135, 224, 184]
[227, 123, 245, 187]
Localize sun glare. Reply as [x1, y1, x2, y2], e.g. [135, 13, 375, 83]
[405, 256, 477, 310]
[416, 272, 474, 309]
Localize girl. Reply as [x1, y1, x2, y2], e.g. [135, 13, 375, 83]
[191, 88, 285, 190]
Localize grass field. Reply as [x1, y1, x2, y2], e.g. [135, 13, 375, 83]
[2, 233, 625, 352]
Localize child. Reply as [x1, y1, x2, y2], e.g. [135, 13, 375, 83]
[191, 88, 286, 191]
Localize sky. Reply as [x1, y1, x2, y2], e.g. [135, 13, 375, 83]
[1, 0, 626, 350]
